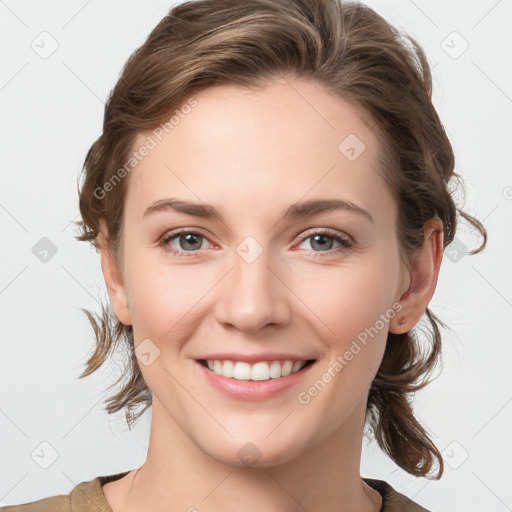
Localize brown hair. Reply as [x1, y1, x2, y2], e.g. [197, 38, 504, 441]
[74, 0, 487, 479]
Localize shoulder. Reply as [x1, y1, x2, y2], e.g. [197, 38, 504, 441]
[2, 474, 431, 512]
[0, 493, 70, 512]
[363, 478, 432, 512]
[0, 472, 130, 512]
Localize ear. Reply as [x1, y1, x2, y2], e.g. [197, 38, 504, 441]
[97, 220, 132, 326]
[389, 217, 444, 334]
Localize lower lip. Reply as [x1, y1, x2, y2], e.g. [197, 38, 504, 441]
[195, 360, 316, 401]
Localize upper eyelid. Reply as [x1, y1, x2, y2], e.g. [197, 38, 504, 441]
[297, 227, 352, 242]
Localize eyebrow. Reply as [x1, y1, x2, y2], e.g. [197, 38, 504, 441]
[142, 197, 374, 224]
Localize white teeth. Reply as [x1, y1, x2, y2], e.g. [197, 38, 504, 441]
[269, 360, 282, 379]
[281, 360, 293, 377]
[233, 362, 251, 380]
[291, 360, 304, 373]
[204, 359, 309, 380]
[222, 360, 234, 378]
[251, 362, 269, 381]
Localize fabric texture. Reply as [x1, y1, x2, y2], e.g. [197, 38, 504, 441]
[0, 472, 431, 511]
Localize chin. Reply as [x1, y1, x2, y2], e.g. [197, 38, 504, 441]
[196, 430, 310, 469]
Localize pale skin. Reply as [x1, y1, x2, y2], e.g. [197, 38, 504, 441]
[99, 76, 444, 512]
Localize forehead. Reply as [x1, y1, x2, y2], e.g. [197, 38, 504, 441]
[124, 77, 395, 226]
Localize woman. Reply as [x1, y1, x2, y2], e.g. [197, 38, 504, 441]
[3, 0, 486, 510]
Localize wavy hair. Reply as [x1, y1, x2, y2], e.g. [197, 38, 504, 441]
[74, 0, 487, 479]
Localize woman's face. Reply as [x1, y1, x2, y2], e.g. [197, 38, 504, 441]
[105, 76, 410, 467]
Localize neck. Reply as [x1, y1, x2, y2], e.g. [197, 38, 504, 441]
[118, 396, 381, 512]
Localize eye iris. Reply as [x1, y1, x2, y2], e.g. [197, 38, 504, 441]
[310, 234, 334, 251]
[180, 233, 202, 250]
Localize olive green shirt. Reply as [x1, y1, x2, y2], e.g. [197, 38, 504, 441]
[0, 472, 431, 511]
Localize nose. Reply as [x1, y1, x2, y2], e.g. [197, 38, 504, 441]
[214, 244, 292, 333]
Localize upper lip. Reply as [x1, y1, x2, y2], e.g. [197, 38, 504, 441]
[196, 352, 316, 364]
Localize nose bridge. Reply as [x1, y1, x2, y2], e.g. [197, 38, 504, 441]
[215, 234, 290, 331]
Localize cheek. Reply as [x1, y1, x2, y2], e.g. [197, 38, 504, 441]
[294, 255, 397, 343]
[126, 262, 208, 341]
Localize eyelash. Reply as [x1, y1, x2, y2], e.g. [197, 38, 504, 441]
[158, 228, 353, 259]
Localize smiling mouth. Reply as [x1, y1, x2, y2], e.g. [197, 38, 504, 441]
[198, 359, 316, 381]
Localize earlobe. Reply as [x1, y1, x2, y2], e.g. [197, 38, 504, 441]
[389, 218, 444, 334]
[98, 220, 132, 326]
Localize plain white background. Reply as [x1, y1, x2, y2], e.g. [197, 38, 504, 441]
[0, 1, 511, 510]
